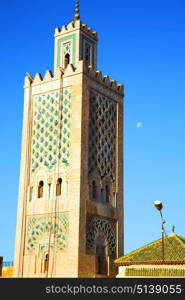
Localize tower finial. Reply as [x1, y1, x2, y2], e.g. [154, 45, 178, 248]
[74, 0, 80, 20]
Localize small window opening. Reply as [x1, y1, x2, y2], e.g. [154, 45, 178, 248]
[100, 188, 105, 203]
[105, 185, 109, 203]
[38, 181, 44, 198]
[85, 55, 90, 66]
[92, 180, 97, 199]
[44, 254, 49, 273]
[64, 53, 70, 68]
[56, 178, 62, 196]
[48, 183, 51, 199]
[85, 44, 91, 66]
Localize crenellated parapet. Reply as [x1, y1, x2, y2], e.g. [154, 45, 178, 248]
[80, 22, 98, 40]
[54, 19, 98, 41]
[87, 66, 124, 96]
[24, 68, 63, 88]
[24, 62, 124, 96]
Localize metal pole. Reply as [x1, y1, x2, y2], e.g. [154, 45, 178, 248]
[160, 210, 164, 261]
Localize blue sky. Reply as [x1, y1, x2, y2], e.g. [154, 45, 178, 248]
[0, 0, 184, 261]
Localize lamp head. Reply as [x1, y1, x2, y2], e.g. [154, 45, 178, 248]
[154, 200, 163, 211]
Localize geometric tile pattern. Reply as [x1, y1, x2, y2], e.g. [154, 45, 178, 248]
[63, 42, 71, 56]
[25, 214, 69, 254]
[115, 234, 185, 263]
[31, 88, 71, 171]
[86, 216, 116, 257]
[88, 90, 116, 179]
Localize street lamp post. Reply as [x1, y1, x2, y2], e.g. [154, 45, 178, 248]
[154, 201, 165, 262]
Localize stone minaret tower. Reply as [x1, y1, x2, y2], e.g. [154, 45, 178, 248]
[13, 1, 124, 278]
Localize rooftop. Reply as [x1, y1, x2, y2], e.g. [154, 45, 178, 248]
[115, 233, 185, 266]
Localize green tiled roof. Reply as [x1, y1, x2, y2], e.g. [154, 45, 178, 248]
[115, 234, 185, 264]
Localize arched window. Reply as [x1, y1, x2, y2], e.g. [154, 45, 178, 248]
[56, 178, 62, 196]
[100, 188, 105, 203]
[105, 185, 109, 203]
[64, 53, 70, 68]
[44, 254, 49, 273]
[85, 54, 90, 66]
[38, 181, 44, 198]
[85, 43, 91, 67]
[92, 180, 97, 199]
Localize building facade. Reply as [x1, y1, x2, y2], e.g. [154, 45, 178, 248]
[13, 2, 124, 278]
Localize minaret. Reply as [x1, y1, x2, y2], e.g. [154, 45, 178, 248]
[13, 1, 124, 278]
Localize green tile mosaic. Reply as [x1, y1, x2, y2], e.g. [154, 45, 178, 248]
[57, 34, 76, 68]
[25, 214, 69, 253]
[31, 89, 71, 171]
[64, 42, 71, 55]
